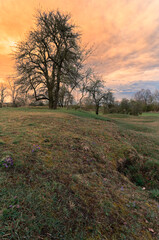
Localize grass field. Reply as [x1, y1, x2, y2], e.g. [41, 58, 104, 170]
[0, 107, 159, 240]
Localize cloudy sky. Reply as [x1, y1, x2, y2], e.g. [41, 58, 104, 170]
[0, 0, 159, 99]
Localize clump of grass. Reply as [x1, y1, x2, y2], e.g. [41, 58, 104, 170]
[12, 139, 20, 144]
[118, 152, 159, 189]
[145, 159, 159, 168]
[0, 139, 5, 145]
[149, 189, 159, 201]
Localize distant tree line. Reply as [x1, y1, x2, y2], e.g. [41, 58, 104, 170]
[79, 88, 159, 116]
[116, 89, 159, 115]
[1, 74, 159, 116]
[0, 76, 34, 108]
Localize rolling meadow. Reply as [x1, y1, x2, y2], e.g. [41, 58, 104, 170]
[0, 107, 159, 240]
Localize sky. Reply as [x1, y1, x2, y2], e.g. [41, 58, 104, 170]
[0, 0, 159, 99]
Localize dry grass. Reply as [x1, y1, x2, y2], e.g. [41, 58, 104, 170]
[0, 108, 159, 239]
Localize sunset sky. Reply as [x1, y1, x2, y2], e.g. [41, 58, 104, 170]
[1, 0, 159, 99]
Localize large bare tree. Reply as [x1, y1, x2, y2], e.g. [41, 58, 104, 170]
[15, 10, 82, 109]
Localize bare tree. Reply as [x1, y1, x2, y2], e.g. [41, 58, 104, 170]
[120, 98, 130, 114]
[153, 89, 159, 103]
[15, 10, 82, 109]
[7, 76, 19, 107]
[134, 89, 153, 105]
[102, 90, 115, 113]
[0, 83, 7, 107]
[103, 90, 114, 108]
[86, 75, 106, 115]
[78, 68, 93, 108]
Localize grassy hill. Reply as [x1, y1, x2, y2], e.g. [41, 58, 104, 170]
[0, 107, 159, 240]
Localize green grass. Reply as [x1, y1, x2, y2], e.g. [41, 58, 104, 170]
[149, 189, 159, 201]
[142, 112, 159, 117]
[63, 108, 112, 122]
[105, 112, 159, 190]
[0, 107, 159, 239]
[0, 139, 5, 145]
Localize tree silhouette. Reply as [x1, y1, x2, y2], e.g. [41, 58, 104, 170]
[15, 10, 82, 109]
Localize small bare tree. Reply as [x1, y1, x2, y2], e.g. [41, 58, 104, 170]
[153, 90, 159, 103]
[134, 89, 153, 105]
[103, 89, 115, 113]
[7, 76, 19, 107]
[86, 75, 106, 115]
[78, 68, 92, 108]
[0, 83, 7, 107]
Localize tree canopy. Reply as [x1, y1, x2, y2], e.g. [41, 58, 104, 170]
[15, 10, 82, 109]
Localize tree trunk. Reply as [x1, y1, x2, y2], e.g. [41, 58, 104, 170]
[48, 89, 54, 109]
[12, 100, 17, 107]
[79, 93, 84, 109]
[79, 98, 83, 109]
[53, 93, 59, 109]
[49, 99, 54, 109]
[96, 104, 99, 115]
[53, 69, 61, 109]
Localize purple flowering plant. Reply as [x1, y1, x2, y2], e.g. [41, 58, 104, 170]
[32, 144, 40, 153]
[0, 155, 14, 168]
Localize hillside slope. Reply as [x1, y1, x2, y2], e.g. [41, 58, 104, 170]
[0, 108, 159, 240]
